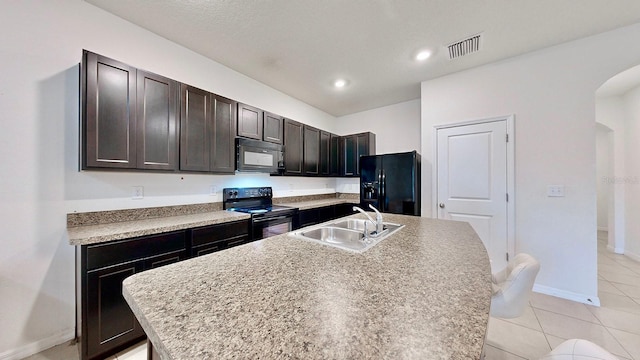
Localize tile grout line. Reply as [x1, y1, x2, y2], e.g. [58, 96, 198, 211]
[530, 303, 556, 353]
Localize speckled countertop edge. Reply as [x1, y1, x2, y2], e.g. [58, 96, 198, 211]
[67, 211, 250, 246]
[67, 196, 359, 246]
[278, 198, 354, 210]
[123, 214, 493, 360]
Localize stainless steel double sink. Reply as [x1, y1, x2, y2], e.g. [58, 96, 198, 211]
[291, 218, 403, 252]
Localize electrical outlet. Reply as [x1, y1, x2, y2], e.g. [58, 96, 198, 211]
[132, 186, 144, 199]
[547, 185, 565, 197]
[209, 185, 217, 196]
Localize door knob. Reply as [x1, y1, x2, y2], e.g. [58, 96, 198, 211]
[439, 203, 445, 208]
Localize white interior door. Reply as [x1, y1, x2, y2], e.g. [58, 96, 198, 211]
[436, 120, 510, 271]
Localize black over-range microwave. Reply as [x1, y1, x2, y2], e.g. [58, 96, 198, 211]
[236, 138, 284, 174]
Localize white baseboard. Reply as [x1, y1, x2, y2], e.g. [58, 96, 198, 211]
[0, 328, 75, 360]
[533, 284, 600, 307]
[606, 244, 625, 254]
[625, 250, 640, 262]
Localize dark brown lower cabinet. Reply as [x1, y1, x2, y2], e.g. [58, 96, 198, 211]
[190, 220, 250, 257]
[79, 219, 251, 360]
[81, 231, 187, 360]
[294, 204, 357, 230]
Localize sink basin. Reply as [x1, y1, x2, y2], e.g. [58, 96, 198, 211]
[291, 219, 404, 253]
[299, 227, 367, 251]
[330, 219, 368, 232]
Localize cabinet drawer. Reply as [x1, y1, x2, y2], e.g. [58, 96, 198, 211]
[86, 231, 186, 271]
[191, 220, 249, 247]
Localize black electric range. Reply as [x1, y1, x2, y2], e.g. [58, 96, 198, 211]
[223, 187, 298, 240]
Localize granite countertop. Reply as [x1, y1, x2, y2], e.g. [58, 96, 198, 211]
[67, 211, 250, 246]
[68, 197, 358, 246]
[277, 198, 354, 210]
[122, 213, 493, 360]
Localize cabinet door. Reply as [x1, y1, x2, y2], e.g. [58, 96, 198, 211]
[296, 208, 319, 229]
[83, 51, 137, 169]
[303, 125, 320, 175]
[191, 220, 250, 257]
[355, 132, 376, 176]
[318, 205, 335, 223]
[284, 119, 304, 175]
[335, 203, 357, 218]
[320, 131, 331, 176]
[136, 70, 178, 170]
[263, 112, 284, 144]
[82, 231, 186, 360]
[86, 261, 145, 360]
[211, 95, 237, 173]
[144, 250, 187, 269]
[342, 135, 357, 176]
[179, 84, 211, 171]
[237, 103, 263, 140]
[330, 133, 340, 176]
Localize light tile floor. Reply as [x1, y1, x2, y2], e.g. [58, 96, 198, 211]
[486, 231, 640, 359]
[23, 231, 640, 360]
[22, 341, 146, 360]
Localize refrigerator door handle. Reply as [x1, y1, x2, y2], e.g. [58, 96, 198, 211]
[381, 170, 386, 205]
[377, 169, 382, 200]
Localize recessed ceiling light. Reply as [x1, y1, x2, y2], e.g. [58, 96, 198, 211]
[334, 79, 347, 88]
[415, 50, 432, 61]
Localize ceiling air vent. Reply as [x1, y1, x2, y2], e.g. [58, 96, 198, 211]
[447, 33, 482, 60]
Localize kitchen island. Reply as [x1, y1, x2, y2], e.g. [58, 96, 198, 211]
[122, 213, 492, 359]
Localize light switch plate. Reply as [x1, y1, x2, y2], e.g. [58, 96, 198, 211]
[547, 185, 565, 197]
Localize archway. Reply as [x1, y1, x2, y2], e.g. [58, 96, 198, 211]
[595, 64, 640, 257]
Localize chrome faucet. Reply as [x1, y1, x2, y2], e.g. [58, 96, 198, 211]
[368, 204, 384, 234]
[352, 205, 384, 237]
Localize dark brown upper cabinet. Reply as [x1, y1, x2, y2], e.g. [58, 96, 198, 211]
[83, 51, 137, 169]
[237, 103, 263, 140]
[283, 119, 304, 175]
[263, 112, 284, 144]
[180, 85, 211, 172]
[341, 132, 376, 177]
[83, 51, 179, 171]
[210, 95, 237, 173]
[136, 70, 179, 170]
[179, 85, 237, 173]
[303, 125, 320, 175]
[330, 133, 340, 176]
[319, 131, 331, 176]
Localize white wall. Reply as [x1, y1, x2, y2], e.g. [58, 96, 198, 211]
[334, 99, 421, 154]
[596, 124, 612, 230]
[0, 1, 338, 358]
[334, 99, 421, 192]
[421, 23, 640, 304]
[595, 96, 626, 253]
[622, 86, 640, 260]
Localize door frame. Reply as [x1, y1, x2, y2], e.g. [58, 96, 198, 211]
[433, 115, 516, 261]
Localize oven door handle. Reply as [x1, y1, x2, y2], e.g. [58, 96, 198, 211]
[252, 215, 291, 223]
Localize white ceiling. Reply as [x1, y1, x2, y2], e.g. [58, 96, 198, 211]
[86, 0, 640, 116]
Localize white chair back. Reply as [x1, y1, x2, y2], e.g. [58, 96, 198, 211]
[540, 339, 618, 360]
[490, 253, 540, 318]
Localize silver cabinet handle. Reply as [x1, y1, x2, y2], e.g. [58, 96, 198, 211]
[439, 203, 445, 208]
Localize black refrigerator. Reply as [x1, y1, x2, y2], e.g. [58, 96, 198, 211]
[359, 151, 421, 216]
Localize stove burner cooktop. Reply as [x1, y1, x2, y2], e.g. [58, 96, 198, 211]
[230, 204, 294, 215]
[222, 188, 298, 217]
